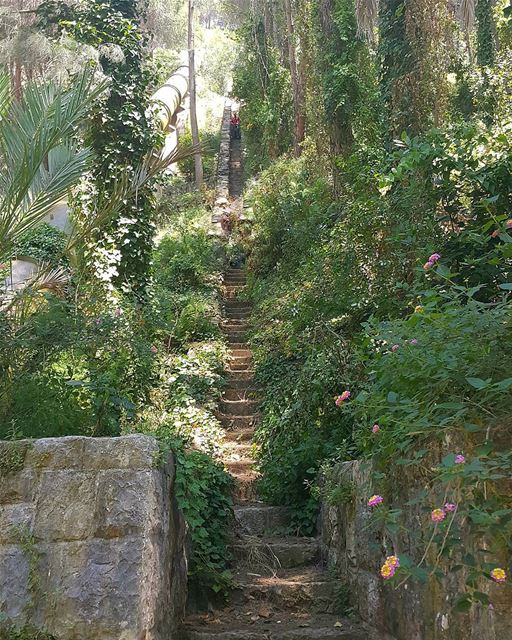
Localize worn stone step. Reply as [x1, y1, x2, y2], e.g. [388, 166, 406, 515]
[226, 458, 256, 476]
[229, 354, 252, 366]
[234, 476, 260, 502]
[229, 348, 252, 357]
[225, 369, 255, 381]
[180, 622, 383, 640]
[232, 537, 320, 570]
[222, 387, 260, 401]
[227, 362, 253, 373]
[224, 300, 252, 310]
[234, 505, 291, 536]
[220, 399, 260, 416]
[226, 342, 248, 350]
[223, 442, 253, 458]
[223, 318, 249, 327]
[232, 568, 337, 614]
[218, 413, 260, 429]
[225, 332, 247, 343]
[223, 427, 255, 443]
[223, 286, 247, 298]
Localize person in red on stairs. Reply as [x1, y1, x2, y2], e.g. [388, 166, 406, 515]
[230, 112, 241, 140]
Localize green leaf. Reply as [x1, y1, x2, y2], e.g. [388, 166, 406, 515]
[466, 377, 488, 390]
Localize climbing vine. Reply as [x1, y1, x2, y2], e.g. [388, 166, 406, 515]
[38, 0, 162, 299]
[476, 0, 497, 66]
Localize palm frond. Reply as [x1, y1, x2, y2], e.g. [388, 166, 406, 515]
[355, 0, 379, 42]
[0, 68, 106, 262]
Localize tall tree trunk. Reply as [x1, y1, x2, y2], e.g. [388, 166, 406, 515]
[284, 0, 305, 157]
[188, 0, 203, 188]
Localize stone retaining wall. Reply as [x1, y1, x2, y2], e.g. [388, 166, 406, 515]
[0, 435, 187, 639]
[319, 460, 511, 640]
[211, 101, 232, 235]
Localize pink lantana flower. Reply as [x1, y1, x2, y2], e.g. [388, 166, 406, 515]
[381, 563, 396, 579]
[490, 568, 507, 584]
[368, 495, 384, 507]
[335, 390, 351, 406]
[454, 454, 465, 464]
[386, 555, 400, 568]
[372, 424, 380, 434]
[429, 253, 441, 264]
[491, 229, 500, 239]
[391, 344, 400, 352]
[444, 502, 457, 512]
[431, 508, 446, 523]
[150, 345, 158, 354]
[409, 338, 418, 346]
[423, 261, 433, 270]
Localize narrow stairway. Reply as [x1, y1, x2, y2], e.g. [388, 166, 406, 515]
[179, 268, 391, 640]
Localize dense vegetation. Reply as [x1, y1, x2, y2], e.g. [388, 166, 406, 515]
[233, 0, 512, 607]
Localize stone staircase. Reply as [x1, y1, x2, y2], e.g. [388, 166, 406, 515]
[179, 268, 393, 640]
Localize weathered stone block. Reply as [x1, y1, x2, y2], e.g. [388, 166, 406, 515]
[33, 470, 97, 542]
[0, 435, 187, 639]
[0, 504, 34, 543]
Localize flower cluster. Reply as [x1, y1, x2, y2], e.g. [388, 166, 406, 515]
[335, 390, 351, 406]
[431, 508, 446, 523]
[381, 555, 400, 580]
[490, 568, 507, 584]
[368, 494, 384, 507]
[372, 423, 380, 433]
[423, 253, 441, 271]
[455, 454, 465, 464]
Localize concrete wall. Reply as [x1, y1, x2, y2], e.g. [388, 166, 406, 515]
[319, 460, 511, 640]
[0, 435, 187, 639]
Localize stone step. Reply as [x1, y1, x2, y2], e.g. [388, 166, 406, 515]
[233, 473, 260, 501]
[231, 568, 337, 614]
[227, 342, 248, 350]
[234, 504, 291, 536]
[223, 427, 255, 443]
[218, 413, 260, 429]
[220, 399, 260, 416]
[229, 349, 252, 358]
[225, 369, 256, 382]
[229, 354, 252, 366]
[223, 286, 247, 297]
[223, 318, 249, 327]
[227, 362, 253, 372]
[180, 620, 383, 640]
[225, 332, 247, 343]
[232, 537, 320, 570]
[224, 300, 252, 310]
[223, 442, 253, 459]
[222, 387, 260, 401]
[226, 458, 257, 476]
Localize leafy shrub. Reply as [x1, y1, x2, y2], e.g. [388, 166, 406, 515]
[177, 129, 220, 183]
[13, 223, 67, 265]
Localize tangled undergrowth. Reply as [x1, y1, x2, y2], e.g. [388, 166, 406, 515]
[245, 118, 512, 604]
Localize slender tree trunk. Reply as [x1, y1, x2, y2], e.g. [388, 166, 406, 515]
[284, 0, 305, 156]
[188, 0, 203, 187]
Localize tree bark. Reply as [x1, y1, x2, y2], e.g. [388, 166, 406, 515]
[188, 0, 203, 187]
[284, 0, 305, 157]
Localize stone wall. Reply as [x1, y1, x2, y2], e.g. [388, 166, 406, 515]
[0, 435, 187, 639]
[319, 460, 511, 640]
[211, 101, 232, 235]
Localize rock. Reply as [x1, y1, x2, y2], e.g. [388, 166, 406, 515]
[0, 435, 187, 639]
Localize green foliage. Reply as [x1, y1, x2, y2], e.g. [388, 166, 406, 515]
[0, 620, 55, 640]
[232, 20, 294, 171]
[476, 0, 497, 66]
[38, 0, 162, 299]
[177, 129, 220, 184]
[13, 224, 67, 266]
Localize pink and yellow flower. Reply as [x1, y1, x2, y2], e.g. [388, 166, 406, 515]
[385, 555, 400, 568]
[372, 424, 380, 434]
[335, 390, 351, 406]
[368, 495, 384, 507]
[490, 568, 507, 584]
[380, 563, 396, 579]
[431, 508, 446, 523]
